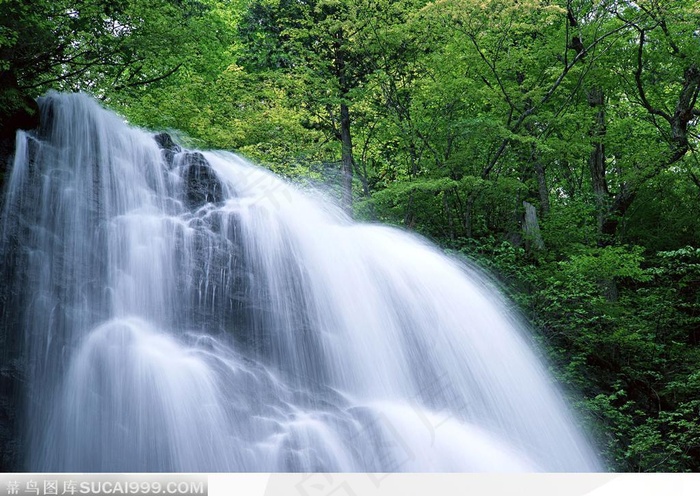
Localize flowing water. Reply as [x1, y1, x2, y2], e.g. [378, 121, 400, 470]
[0, 92, 601, 472]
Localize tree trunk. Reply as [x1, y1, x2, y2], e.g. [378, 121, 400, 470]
[443, 191, 455, 242]
[334, 28, 355, 216]
[409, 141, 418, 178]
[668, 64, 700, 163]
[587, 86, 609, 240]
[534, 161, 550, 217]
[523, 118, 549, 218]
[600, 63, 699, 241]
[601, 184, 635, 240]
[464, 192, 475, 238]
[404, 191, 415, 229]
[339, 102, 354, 215]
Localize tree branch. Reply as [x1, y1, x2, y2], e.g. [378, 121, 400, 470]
[481, 23, 628, 178]
[464, 31, 519, 114]
[114, 64, 183, 90]
[634, 29, 672, 123]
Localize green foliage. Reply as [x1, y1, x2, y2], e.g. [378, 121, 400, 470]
[0, 85, 32, 119]
[541, 199, 598, 251]
[557, 245, 651, 283]
[0, 0, 222, 96]
[525, 246, 700, 471]
[625, 174, 700, 252]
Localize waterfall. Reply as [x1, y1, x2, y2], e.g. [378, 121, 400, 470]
[0, 92, 601, 472]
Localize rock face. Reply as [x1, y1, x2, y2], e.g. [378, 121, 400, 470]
[152, 133, 224, 210]
[0, 217, 27, 471]
[0, 87, 40, 188]
[0, 356, 22, 471]
[154, 132, 181, 168]
[0, 84, 39, 472]
[181, 152, 224, 210]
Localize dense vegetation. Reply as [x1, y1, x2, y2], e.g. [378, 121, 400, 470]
[2, 0, 699, 471]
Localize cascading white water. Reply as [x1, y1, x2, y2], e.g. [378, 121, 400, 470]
[0, 92, 601, 472]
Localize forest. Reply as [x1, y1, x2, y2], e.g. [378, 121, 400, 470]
[1, 0, 699, 472]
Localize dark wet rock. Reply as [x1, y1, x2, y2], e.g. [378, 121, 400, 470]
[182, 152, 224, 209]
[0, 79, 38, 471]
[154, 132, 182, 167]
[0, 236, 27, 471]
[154, 132, 180, 152]
[0, 364, 23, 471]
[0, 87, 40, 189]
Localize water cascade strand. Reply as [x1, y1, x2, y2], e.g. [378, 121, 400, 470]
[0, 92, 601, 472]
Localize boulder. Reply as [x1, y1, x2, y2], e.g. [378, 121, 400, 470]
[153, 132, 182, 168]
[181, 152, 224, 209]
[0, 84, 40, 189]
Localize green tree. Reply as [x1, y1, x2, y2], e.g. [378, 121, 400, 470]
[0, 0, 228, 141]
[238, 0, 428, 213]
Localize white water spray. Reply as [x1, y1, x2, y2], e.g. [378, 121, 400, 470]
[0, 92, 601, 472]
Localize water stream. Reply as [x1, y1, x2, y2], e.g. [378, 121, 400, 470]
[0, 92, 600, 472]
